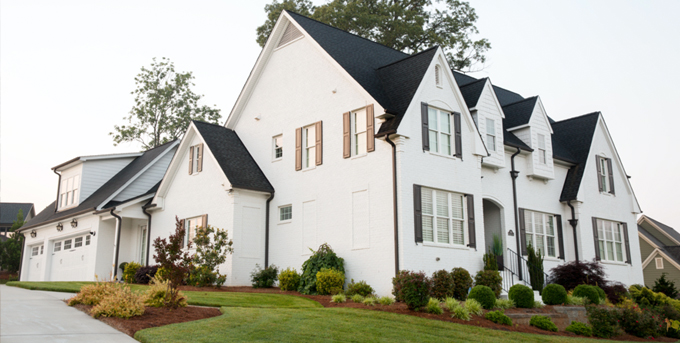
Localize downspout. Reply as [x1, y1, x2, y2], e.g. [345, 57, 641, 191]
[385, 134, 400, 276]
[510, 147, 522, 281]
[111, 209, 123, 280]
[264, 192, 275, 268]
[142, 204, 153, 266]
[567, 200, 579, 261]
[53, 169, 62, 212]
[17, 234, 25, 280]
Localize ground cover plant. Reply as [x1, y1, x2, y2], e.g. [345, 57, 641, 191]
[467, 285, 495, 309]
[464, 299, 483, 316]
[362, 296, 378, 306]
[378, 296, 395, 306]
[529, 315, 558, 332]
[298, 243, 344, 294]
[565, 321, 592, 337]
[346, 279, 374, 297]
[91, 285, 145, 319]
[426, 298, 443, 314]
[331, 293, 346, 303]
[494, 298, 515, 310]
[485, 310, 512, 325]
[351, 294, 365, 303]
[508, 284, 534, 308]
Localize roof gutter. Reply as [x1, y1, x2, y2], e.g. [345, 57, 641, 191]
[110, 208, 123, 280]
[264, 192, 275, 268]
[385, 134, 400, 276]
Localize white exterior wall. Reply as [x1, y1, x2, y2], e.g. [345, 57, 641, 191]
[526, 101, 555, 180]
[477, 83, 506, 169]
[80, 158, 134, 201]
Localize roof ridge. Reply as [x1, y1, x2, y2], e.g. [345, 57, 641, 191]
[551, 111, 600, 126]
[193, 120, 233, 131]
[459, 77, 488, 88]
[502, 95, 538, 108]
[376, 46, 439, 70]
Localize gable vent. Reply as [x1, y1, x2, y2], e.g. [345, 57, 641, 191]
[277, 23, 303, 48]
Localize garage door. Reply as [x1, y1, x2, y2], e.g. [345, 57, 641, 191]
[50, 234, 93, 281]
[26, 244, 45, 281]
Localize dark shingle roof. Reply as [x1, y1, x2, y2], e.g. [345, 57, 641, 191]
[503, 130, 532, 151]
[193, 121, 274, 193]
[0, 203, 34, 225]
[647, 216, 680, 244]
[22, 141, 177, 231]
[502, 97, 538, 129]
[458, 78, 487, 109]
[639, 225, 680, 268]
[452, 70, 478, 87]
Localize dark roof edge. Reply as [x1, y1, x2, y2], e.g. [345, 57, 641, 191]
[18, 208, 96, 232]
[551, 111, 601, 126]
[376, 46, 439, 70]
[459, 77, 488, 89]
[501, 95, 539, 109]
[504, 141, 533, 152]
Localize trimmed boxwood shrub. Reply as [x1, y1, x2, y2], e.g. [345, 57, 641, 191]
[430, 269, 455, 300]
[468, 285, 495, 309]
[565, 321, 592, 336]
[316, 268, 345, 295]
[134, 265, 158, 285]
[346, 279, 374, 297]
[573, 284, 600, 304]
[509, 284, 534, 308]
[451, 267, 473, 301]
[474, 270, 502, 298]
[485, 310, 512, 325]
[530, 315, 558, 332]
[594, 285, 606, 302]
[542, 284, 567, 305]
[278, 268, 301, 291]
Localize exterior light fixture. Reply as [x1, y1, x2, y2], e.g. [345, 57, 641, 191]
[30, 230, 37, 238]
[90, 231, 96, 237]
[56, 223, 64, 232]
[70, 218, 78, 228]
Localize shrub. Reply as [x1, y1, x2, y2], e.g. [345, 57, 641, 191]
[474, 270, 502, 298]
[653, 273, 679, 298]
[602, 282, 628, 304]
[278, 268, 301, 291]
[192, 224, 233, 286]
[542, 284, 567, 305]
[123, 262, 141, 284]
[188, 265, 226, 287]
[464, 298, 483, 316]
[530, 315, 558, 332]
[451, 267, 473, 301]
[251, 264, 279, 288]
[548, 259, 607, 291]
[452, 306, 471, 321]
[485, 310, 512, 325]
[468, 285, 495, 309]
[618, 305, 663, 338]
[483, 252, 498, 271]
[430, 269, 455, 300]
[534, 300, 544, 308]
[566, 295, 586, 306]
[298, 243, 344, 294]
[426, 298, 443, 314]
[378, 296, 395, 306]
[395, 271, 431, 310]
[362, 296, 378, 306]
[67, 281, 117, 306]
[527, 244, 544, 292]
[134, 265, 159, 284]
[393, 270, 430, 303]
[629, 284, 669, 307]
[153, 217, 193, 291]
[573, 284, 600, 305]
[331, 293, 346, 303]
[587, 306, 619, 338]
[594, 285, 606, 303]
[350, 294, 365, 303]
[494, 298, 515, 310]
[316, 268, 345, 295]
[91, 285, 145, 319]
[565, 321, 592, 336]
[508, 284, 534, 308]
[657, 304, 680, 338]
[156, 266, 170, 281]
[144, 276, 188, 308]
[346, 279, 374, 297]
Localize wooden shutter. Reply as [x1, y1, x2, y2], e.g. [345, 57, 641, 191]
[592, 217, 601, 261]
[556, 215, 565, 260]
[595, 156, 603, 192]
[295, 127, 302, 171]
[181, 219, 186, 247]
[413, 185, 423, 243]
[343, 112, 351, 158]
[315, 121, 323, 166]
[607, 158, 615, 195]
[421, 102, 429, 151]
[518, 208, 527, 255]
[201, 214, 208, 228]
[466, 194, 476, 249]
[454, 112, 462, 158]
[366, 104, 375, 152]
[197, 143, 204, 172]
[188, 146, 194, 175]
[622, 223, 631, 264]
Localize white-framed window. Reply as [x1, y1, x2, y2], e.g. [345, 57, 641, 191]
[435, 64, 442, 87]
[59, 175, 80, 209]
[352, 108, 368, 156]
[279, 205, 292, 222]
[486, 118, 496, 152]
[421, 188, 466, 246]
[31, 246, 40, 256]
[74, 237, 83, 248]
[428, 107, 453, 155]
[54, 241, 62, 252]
[524, 210, 556, 258]
[273, 135, 283, 160]
[64, 239, 72, 250]
[656, 257, 664, 269]
[597, 219, 625, 262]
[537, 134, 546, 164]
[85, 235, 91, 245]
[185, 216, 203, 247]
[303, 124, 316, 169]
[597, 156, 615, 194]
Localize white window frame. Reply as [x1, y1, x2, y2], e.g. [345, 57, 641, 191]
[656, 257, 664, 269]
[54, 241, 62, 252]
[272, 135, 283, 161]
[421, 187, 466, 246]
[600, 157, 609, 193]
[427, 107, 454, 156]
[486, 118, 496, 152]
[85, 234, 91, 246]
[74, 237, 83, 248]
[59, 175, 80, 209]
[279, 205, 292, 223]
[31, 246, 40, 256]
[524, 210, 557, 258]
[597, 219, 625, 262]
[63, 239, 72, 250]
[351, 108, 368, 156]
[303, 124, 316, 169]
[185, 216, 203, 248]
[191, 144, 202, 174]
[537, 134, 547, 164]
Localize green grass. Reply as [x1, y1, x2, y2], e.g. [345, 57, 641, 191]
[134, 307, 621, 343]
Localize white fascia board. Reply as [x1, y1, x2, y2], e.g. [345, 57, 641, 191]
[152, 124, 199, 207]
[81, 153, 143, 161]
[115, 194, 155, 211]
[506, 123, 530, 131]
[642, 249, 680, 271]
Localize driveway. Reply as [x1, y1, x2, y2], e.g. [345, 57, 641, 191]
[0, 285, 137, 343]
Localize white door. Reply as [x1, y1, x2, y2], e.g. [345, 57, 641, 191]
[27, 244, 45, 281]
[50, 235, 92, 281]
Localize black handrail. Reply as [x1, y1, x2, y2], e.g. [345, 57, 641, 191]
[505, 248, 549, 289]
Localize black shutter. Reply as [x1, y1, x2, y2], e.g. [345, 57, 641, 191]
[413, 185, 423, 243]
[622, 223, 631, 264]
[607, 158, 615, 195]
[421, 103, 429, 151]
[454, 112, 462, 158]
[556, 215, 565, 260]
[595, 156, 603, 192]
[518, 209, 527, 255]
[466, 194, 476, 249]
[592, 217, 601, 261]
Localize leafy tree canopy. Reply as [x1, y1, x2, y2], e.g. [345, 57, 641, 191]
[256, 0, 490, 71]
[111, 57, 221, 150]
[0, 209, 25, 273]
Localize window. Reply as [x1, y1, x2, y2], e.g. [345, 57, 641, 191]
[524, 210, 556, 257]
[656, 257, 664, 269]
[597, 156, 615, 194]
[352, 108, 367, 156]
[279, 205, 292, 222]
[428, 107, 453, 155]
[421, 188, 465, 245]
[537, 134, 546, 164]
[54, 241, 62, 252]
[64, 239, 72, 250]
[304, 125, 316, 168]
[32, 246, 39, 256]
[40, 245, 44, 255]
[273, 135, 283, 160]
[189, 144, 203, 175]
[597, 219, 625, 262]
[85, 235, 91, 245]
[185, 216, 204, 247]
[74, 237, 83, 248]
[435, 64, 442, 87]
[59, 175, 80, 209]
[486, 118, 496, 152]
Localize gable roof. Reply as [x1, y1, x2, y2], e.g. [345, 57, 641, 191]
[193, 121, 274, 193]
[639, 225, 680, 268]
[0, 203, 34, 225]
[458, 78, 487, 109]
[21, 141, 177, 231]
[640, 215, 680, 245]
[502, 97, 538, 129]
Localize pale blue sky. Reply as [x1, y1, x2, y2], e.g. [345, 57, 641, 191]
[1, 1, 678, 229]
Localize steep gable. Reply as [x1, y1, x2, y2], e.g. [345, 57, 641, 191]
[552, 112, 599, 202]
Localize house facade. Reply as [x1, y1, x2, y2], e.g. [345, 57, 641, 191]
[637, 215, 680, 287]
[0, 203, 35, 239]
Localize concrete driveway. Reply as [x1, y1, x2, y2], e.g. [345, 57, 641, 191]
[0, 285, 137, 343]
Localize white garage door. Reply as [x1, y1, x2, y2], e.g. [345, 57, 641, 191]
[26, 244, 45, 281]
[50, 234, 93, 281]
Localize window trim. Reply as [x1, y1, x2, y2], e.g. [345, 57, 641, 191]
[272, 134, 283, 161]
[523, 210, 557, 258]
[537, 134, 547, 164]
[427, 106, 454, 156]
[58, 175, 81, 210]
[596, 219, 626, 262]
[184, 215, 206, 248]
[302, 124, 316, 169]
[486, 118, 496, 152]
[351, 108, 368, 157]
[420, 187, 467, 247]
[278, 205, 293, 223]
[656, 257, 664, 269]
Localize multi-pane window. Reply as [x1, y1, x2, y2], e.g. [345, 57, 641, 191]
[53, 235, 89, 253]
[537, 134, 546, 164]
[304, 125, 316, 168]
[54, 241, 62, 252]
[32, 246, 39, 256]
[279, 205, 292, 221]
[597, 219, 625, 262]
[85, 235, 91, 245]
[193, 145, 201, 172]
[273, 135, 283, 160]
[64, 239, 72, 250]
[599, 157, 610, 193]
[421, 188, 465, 246]
[74, 237, 83, 248]
[428, 107, 453, 155]
[524, 210, 556, 257]
[352, 108, 367, 156]
[185, 216, 203, 247]
[59, 175, 80, 209]
[486, 118, 496, 151]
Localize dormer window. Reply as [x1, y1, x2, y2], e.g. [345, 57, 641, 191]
[486, 118, 496, 151]
[188, 143, 204, 175]
[435, 65, 442, 87]
[59, 175, 80, 209]
[537, 134, 546, 164]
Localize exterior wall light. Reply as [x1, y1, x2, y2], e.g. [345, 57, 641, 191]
[90, 231, 96, 237]
[30, 230, 37, 238]
[71, 218, 78, 228]
[56, 223, 64, 232]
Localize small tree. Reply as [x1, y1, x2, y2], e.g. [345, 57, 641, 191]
[189, 225, 234, 287]
[527, 243, 544, 293]
[152, 217, 192, 307]
[653, 273, 679, 298]
[0, 209, 25, 274]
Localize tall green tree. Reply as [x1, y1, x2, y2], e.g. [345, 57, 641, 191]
[256, 0, 490, 71]
[0, 209, 25, 274]
[110, 57, 221, 150]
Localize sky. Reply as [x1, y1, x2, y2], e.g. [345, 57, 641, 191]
[1, 1, 678, 230]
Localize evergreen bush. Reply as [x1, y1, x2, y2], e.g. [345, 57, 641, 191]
[316, 268, 345, 295]
[529, 315, 558, 332]
[542, 284, 567, 305]
[451, 267, 473, 301]
[430, 269, 455, 300]
[122, 262, 141, 284]
[468, 285, 495, 309]
[565, 321, 592, 336]
[653, 273, 679, 298]
[474, 270, 502, 298]
[298, 243, 344, 294]
[508, 284, 534, 308]
[485, 310, 512, 325]
[278, 267, 301, 291]
[573, 284, 600, 305]
[250, 264, 279, 288]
